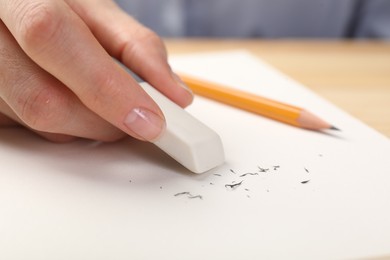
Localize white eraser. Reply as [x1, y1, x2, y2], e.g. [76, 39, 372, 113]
[140, 82, 225, 174]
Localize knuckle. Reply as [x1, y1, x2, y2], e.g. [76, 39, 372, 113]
[140, 28, 162, 44]
[136, 28, 165, 50]
[122, 28, 167, 70]
[127, 26, 163, 51]
[15, 1, 62, 54]
[18, 86, 67, 132]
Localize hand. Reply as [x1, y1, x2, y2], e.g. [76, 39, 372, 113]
[0, 0, 193, 142]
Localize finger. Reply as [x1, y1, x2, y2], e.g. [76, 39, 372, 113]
[0, 20, 126, 142]
[0, 97, 77, 142]
[0, 111, 18, 126]
[0, 0, 165, 141]
[0, 98, 18, 126]
[65, 0, 193, 108]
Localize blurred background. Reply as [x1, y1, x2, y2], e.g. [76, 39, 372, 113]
[114, 0, 390, 39]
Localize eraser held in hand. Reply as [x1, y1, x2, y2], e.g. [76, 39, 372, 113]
[140, 82, 225, 174]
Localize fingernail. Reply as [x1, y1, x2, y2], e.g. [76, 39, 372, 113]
[124, 107, 165, 141]
[172, 73, 194, 97]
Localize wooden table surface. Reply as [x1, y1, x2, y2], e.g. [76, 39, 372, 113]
[165, 40, 390, 138]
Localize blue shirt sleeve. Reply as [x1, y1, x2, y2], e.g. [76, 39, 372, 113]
[114, 0, 390, 39]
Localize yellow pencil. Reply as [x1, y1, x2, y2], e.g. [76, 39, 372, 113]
[180, 74, 338, 131]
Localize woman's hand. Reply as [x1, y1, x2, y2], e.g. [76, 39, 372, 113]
[0, 0, 193, 142]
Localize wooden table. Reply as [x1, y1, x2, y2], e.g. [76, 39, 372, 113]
[165, 40, 390, 138]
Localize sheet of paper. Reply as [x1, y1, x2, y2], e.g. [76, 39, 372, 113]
[1, 50, 389, 260]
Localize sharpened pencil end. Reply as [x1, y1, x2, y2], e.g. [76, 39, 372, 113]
[330, 126, 341, 131]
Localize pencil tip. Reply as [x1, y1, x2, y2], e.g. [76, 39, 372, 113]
[330, 125, 341, 131]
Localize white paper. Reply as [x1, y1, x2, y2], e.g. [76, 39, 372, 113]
[1, 51, 389, 260]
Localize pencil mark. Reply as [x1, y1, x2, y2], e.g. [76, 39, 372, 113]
[258, 166, 269, 173]
[210, 182, 214, 185]
[225, 181, 244, 190]
[188, 195, 203, 200]
[304, 167, 310, 173]
[174, 192, 191, 197]
[239, 172, 259, 177]
[301, 180, 310, 184]
[174, 192, 203, 200]
[245, 188, 250, 192]
[230, 169, 237, 174]
[213, 173, 222, 177]
[273, 165, 280, 171]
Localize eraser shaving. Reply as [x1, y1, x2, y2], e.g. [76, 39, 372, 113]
[140, 82, 225, 174]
